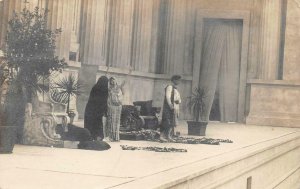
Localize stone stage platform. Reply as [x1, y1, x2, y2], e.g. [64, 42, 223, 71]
[0, 122, 300, 189]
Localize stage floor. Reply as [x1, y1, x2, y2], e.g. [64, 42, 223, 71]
[0, 122, 299, 189]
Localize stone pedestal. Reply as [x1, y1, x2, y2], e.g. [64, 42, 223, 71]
[22, 103, 64, 147]
[246, 80, 300, 127]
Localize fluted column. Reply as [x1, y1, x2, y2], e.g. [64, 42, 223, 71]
[130, 0, 155, 72]
[157, 0, 194, 75]
[259, 0, 282, 80]
[80, 0, 139, 68]
[69, 0, 81, 61]
[0, 1, 3, 48]
[80, 0, 111, 66]
[148, 0, 160, 73]
[71, 0, 81, 39]
[283, 0, 300, 80]
[247, 0, 263, 79]
[46, 0, 74, 61]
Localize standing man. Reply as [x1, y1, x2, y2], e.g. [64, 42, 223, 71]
[160, 75, 182, 142]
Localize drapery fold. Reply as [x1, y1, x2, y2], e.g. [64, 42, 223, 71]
[199, 19, 242, 122]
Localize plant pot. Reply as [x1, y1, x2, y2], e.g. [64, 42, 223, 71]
[187, 121, 208, 136]
[68, 111, 76, 124]
[0, 126, 18, 154]
[68, 115, 75, 124]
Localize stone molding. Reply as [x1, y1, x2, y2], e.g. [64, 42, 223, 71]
[97, 65, 193, 81]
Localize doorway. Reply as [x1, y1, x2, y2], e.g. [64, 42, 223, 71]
[199, 19, 243, 122]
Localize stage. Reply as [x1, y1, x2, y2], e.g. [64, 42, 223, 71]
[0, 122, 300, 189]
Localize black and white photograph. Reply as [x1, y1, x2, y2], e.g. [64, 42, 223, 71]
[0, 0, 299, 188]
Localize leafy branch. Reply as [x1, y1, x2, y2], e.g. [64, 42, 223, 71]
[187, 88, 209, 122]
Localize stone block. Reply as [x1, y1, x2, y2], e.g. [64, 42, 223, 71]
[246, 80, 300, 127]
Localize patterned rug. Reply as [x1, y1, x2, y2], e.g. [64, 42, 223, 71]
[120, 130, 233, 145]
[120, 145, 187, 153]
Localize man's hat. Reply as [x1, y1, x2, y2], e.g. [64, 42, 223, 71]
[171, 75, 181, 81]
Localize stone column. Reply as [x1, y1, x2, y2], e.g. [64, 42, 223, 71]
[157, 0, 194, 75]
[80, 0, 111, 66]
[130, 0, 156, 72]
[259, 0, 282, 80]
[283, 0, 300, 80]
[69, 0, 81, 61]
[0, 1, 3, 48]
[46, 0, 74, 61]
[247, 0, 263, 79]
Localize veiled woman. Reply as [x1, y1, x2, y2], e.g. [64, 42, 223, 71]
[84, 76, 108, 140]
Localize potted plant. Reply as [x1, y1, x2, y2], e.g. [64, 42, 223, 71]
[67, 110, 76, 124]
[50, 73, 83, 120]
[1, 7, 67, 150]
[187, 88, 208, 136]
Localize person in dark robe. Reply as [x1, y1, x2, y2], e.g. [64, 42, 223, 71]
[56, 116, 110, 151]
[84, 76, 108, 140]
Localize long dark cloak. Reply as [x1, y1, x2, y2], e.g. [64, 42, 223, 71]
[84, 76, 108, 139]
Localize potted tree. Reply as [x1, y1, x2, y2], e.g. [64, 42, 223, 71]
[0, 74, 27, 153]
[1, 7, 67, 151]
[0, 52, 19, 153]
[187, 88, 208, 136]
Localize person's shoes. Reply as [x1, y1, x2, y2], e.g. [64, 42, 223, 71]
[159, 136, 168, 142]
[168, 138, 176, 142]
[102, 137, 110, 142]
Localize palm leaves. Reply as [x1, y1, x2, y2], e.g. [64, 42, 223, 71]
[50, 74, 83, 113]
[187, 88, 208, 122]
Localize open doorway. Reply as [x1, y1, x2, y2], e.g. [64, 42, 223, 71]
[199, 19, 243, 123]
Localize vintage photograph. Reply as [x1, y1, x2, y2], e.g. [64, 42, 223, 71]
[0, 0, 299, 188]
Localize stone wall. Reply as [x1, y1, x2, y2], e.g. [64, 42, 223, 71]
[247, 80, 300, 127]
[4, 0, 299, 125]
[76, 0, 264, 122]
[246, 0, 300, 128]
